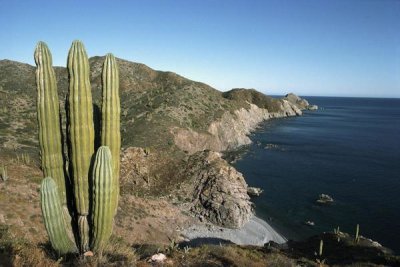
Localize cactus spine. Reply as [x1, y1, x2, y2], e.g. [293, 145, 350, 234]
[101, 53, 120, 213]
[40, 177, 77, 254]
[34, 42, 67, 205]
[36, 41, 120, 255]
[91, 146, 117, 251]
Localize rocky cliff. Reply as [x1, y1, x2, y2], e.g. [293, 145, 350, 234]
[172, 100, 302, 154]
[179, 150, 252, 228]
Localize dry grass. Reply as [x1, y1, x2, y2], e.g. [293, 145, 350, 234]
[156, 244, 297, 267]
[0, 226, 137, 267]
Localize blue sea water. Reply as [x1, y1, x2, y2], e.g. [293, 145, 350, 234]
[232, 97, 400, 253]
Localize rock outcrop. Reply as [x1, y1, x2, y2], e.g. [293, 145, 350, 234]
[307, 104, 318, 110]
[172, 100, 302, 154]
[173, 92, 316, 229]
[181, 150, 253, 228]
[284, 93, 318, 111]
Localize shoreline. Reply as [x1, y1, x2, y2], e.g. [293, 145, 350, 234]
[181, 215, 286, 247]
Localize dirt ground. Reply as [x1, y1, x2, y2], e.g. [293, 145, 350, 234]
[0, 154, 194, 253]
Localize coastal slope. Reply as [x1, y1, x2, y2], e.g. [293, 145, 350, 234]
[0, 58, 311, 244]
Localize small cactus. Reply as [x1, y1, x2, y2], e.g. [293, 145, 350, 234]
[334, 226, 341, 242]
[355, 224, 360, 243]
[315, 239, 326, 266]
[319, 239, 323, 256]
[1, 165, 8, 181]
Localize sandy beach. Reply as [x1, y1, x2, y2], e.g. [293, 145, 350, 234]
[182, 215, 286, 246]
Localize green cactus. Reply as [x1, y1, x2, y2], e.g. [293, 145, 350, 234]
[319, 239, 323, 256]
[35, 41, 120, 255]
[34, 42, 67, 205]
[67, 40, 94, 251]
[68, 40, 94, 217]
[40, 177, 77, 254]
[90, 146, 117, 251]
[333, 226, 341, 242]
[355, 224, 360, 243]
[315, 239, 326, 266]
[1, 165, 7, 181]
[101, 53, 120, 213]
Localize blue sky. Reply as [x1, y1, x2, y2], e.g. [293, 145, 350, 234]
[0, 0, 399, 97]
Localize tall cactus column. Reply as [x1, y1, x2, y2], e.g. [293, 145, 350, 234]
[34, 42, 67, 206]
[67, 41, 94, 252]
[101, 53, 120, 214]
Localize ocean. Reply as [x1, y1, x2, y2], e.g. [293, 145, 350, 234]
[232, 97, 400, 253]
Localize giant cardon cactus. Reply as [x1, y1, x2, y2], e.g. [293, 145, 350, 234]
[35, 41, 120, 255]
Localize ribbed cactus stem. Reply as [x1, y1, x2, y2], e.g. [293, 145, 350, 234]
[101, 53, 120, 213]
[67, 40, 94, 216]
[319, 239, 323, 256]
[78, 216, 89, 252]
[355, 224, 360, 243]
[34, 42, 67, 205]
[40, 177, 77, 254]
[90, 146, 117, 251]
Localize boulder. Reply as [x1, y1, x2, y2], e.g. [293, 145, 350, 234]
[182, 150, 253, 228]
[247, 187, 264, 196]
[308, 104, 318, 111]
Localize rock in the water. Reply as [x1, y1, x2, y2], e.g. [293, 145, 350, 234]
[317, 194, 334, 204]
[247, 187, 264, 197]
[308, 104, 318, 110]
[181, 150, 253, 228]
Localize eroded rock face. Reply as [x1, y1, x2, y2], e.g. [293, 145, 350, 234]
[284, 93, 310, 110]
[182, 150, 253, 228]
[172, 101, 302, 154]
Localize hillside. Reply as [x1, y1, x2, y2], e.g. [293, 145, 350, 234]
[1, 58, 398, 266]
[0, 58, 245, 152]
[0, 57, 302, 195]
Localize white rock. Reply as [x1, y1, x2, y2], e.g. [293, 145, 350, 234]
[149, 253, 167, 263]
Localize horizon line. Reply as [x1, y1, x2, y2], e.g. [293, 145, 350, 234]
[1, 57, 399, 100]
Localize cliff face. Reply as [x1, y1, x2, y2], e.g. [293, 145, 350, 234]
[180, 150, 253, 228]
[172, 99, 302, 154]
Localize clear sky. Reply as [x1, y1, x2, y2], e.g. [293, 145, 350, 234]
[0, 0, 399, 97]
